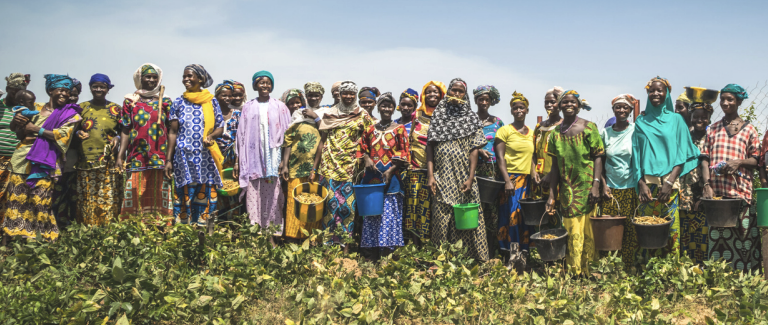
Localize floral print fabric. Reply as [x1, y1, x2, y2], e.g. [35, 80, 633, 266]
[120, 97, 172, 172]
[76, 101, 121, 169]
[282, 122, 320, 179]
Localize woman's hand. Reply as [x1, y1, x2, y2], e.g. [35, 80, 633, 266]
[164, 162, 174, 180]
[602, 185, 613, 201]
[479, 149, 491, 161]
[309, 170, 317, 183]
[115, 157, 124, 174]
[722, 160, 741, 175]
[460, 178, 473, 193]
[540, 173, 551, 191]
[382, 168, 395, 184]
[363, 155, 375, 171]
[11, 115, 28, 131]
[427, 176, 438, 195]
[588, 182, 601, 205]
[531, 170, 541, 186]
[77, 130, 89, 140]
[702, 184, 714, 200]
[203, 136, 215, 147]
[279, 164, 289, 181]
[545, 196, 556, 215]
[638, 181, 653, 203]
[302, 109, 319, 120]
[504, 179, 515, 198]
[657, 181, 673, 203]
[233, 162, 239, 179]
[24, 122, 39, 136]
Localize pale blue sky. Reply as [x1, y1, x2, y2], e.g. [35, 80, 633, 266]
[2, 0, 767, 124]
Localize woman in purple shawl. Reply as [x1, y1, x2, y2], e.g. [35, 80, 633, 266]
[2, 74, 82, 241]
[235, 71, 290, 245]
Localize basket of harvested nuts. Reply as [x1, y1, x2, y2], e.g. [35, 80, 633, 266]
[293, 182, 329, 223]
[216, 168, 241, 197]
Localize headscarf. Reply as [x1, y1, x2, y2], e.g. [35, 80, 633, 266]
[676, 92, 692, 104]
[215, 80, 236, 96]
[417, 80, 447, 116]
[231, 80, 247, 106]
[473, 85, 501, 106]
[44, 74, 74, 91]
[377, 92, 396, 107]
[397, 88, 419, 111]
[89, 73, 114, 89]
[184, 64, 213, 88]
[427, 78, 482, 142]
[333, 81, 359, 115]
[304, 82, 325, 95]
[319, 81, 362, 130]
[338, 80, 358, 94]
[126, 63, 163, 102]
[690, 102, 714, 114]
[611, 94, 640, 116]
[721, 84, 749, 100]
[358, 86, 380, 101]
[546, 86, 564, 99]
[631, 77, 700, 190]
[282, 88, 313, 126]
[5, 73, 30, 89]
[645, 76, 671, 92]
[331, 81, 343, 94]
[510, 91, 529, 107]
[251, 70, 274, 92]
[556, 90, 591, 111]
[72, 79, 82, 92]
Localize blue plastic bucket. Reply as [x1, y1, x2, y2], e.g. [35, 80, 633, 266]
[353, 183, 387, 216]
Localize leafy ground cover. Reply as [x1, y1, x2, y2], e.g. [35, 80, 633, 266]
[1, 216, 768, 325]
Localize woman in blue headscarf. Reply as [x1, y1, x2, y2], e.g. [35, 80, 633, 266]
[628, 76, 700, 266]
[2, 74, 82, 241]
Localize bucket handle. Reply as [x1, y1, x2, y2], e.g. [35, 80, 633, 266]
[598, 195, 622, 217]
[355, 167, 384, 185]
[539, 209, 561, 229]
[631, 198, 671, 223]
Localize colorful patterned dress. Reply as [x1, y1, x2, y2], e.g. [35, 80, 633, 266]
[547, 121, 604, 274]
[403, 110, 433, 241]
[170, 96, 224, 226]
[679, 133, 708, 264]
[0, 98, 21, 226]
[476, 117, 504, 255]
[2, 109, 81, 241]
[74, 101, 123, 226]
[432, 129, 490, 262]
[494, 124, 535, 252]
[701, 120, 762, 271]
[359, 124, 410, 249]
[120, 97, 174, 223]
[282, 121, 321, 239]
[318, 111, 374, 236]
[532, 121, 559, 199]
[215, 110, 241, 219]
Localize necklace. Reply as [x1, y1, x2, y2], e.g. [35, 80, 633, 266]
[377, 120, 393, 130]
[560, 117, 579, 134]
[723, 117, 741, 126]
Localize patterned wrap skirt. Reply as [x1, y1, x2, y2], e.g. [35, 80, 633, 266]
[2, 174, 57, 240]
[708, 205, 762, 272]
[0, 156, 12, 225]
[563, 206, 598, 274]
[498, 173, 534, 251]
[284, 177, 322, 239]
[245, 177, 284, 235]
[680, 209, 708, 265]
[51, 171, 77, 227]
[76, 165, 122, 226]
[174, 182, 218, 226]
[403, 170, 432, 241]
[322, 178, 356, 234]
[361, 194, 404, 248]
[120, 169, 173, 225]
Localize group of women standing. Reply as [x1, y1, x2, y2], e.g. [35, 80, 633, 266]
[0, 69, 762, 274]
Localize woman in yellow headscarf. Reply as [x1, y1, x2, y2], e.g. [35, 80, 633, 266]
[403, 80, 446, 244]
[166, 64, 224, 226]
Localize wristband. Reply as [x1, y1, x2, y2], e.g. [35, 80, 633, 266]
[314, 117, 322, 123]
[665, 180, 674, 186]
[38, 127, 45, 137]
[593, 178, 600, 183]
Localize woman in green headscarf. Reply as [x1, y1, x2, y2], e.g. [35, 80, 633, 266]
[629, 76, 700, 265]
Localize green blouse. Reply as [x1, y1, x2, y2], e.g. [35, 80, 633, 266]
[75, 101, 121, 169]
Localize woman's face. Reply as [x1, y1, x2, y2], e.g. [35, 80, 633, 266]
[286, 97, 303, 114]
[182, 69, 201, 91]
[340, 91, 356, 106]
[68, 87, 80, 104]
[378, 101, 395, 120]
[399, 97, 416, 117]
[691, 109, 710, 131]
[675, 100, 690, 121]
[254, 78, 272, 97]
[544, 93, 559, 117]
[647, 82, 667, 107]
[216, 88, 232, 108]
[511, 101, 528, 122]
[475, 93, 491, 111]
[49, 87, 71, 107]
[90, 82, 109, 100]
[448, 83, 466, 100]
[613, 103, 632, 122]
[306, 91, 322, 108]
[424, 85, 441, 107]
[559, 95, 580, 118]
[359, 97, 376, 112]
[231, 87, 245, 107]
[141, 73, 159, 91]
[719, 92, 742, 115]
[332, 89, 340, 102]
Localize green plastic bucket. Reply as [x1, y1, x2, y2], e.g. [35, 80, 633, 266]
[756, 189, 768, 227]
[453, 203, 480, 230]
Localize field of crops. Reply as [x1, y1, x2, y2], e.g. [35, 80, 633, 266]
[2, 215, 768, 324]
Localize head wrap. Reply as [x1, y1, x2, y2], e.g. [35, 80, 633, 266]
[556, 90, 591, 111]
[215, 80, 236, 96]
[418, 80, 447, 116]
[5, 73, 30, 89]
[721, 84, 748, 100]
[449, 78, 467, 91]
[690, 102, 714, 114]
[280, 88, 306, 107]
[473, 85, 501, 106]
[510, 91, 529, 107]
[251, 70, 274, 92]
[331, 81, 342, 94]
[126, 63, 163, 102]
[546, 86, 565, 99]
[427, 78, 482, 142]
[141, 64, 158, 76]
[611, 93, 639, 110]
[397, 88, 419, 111]
[631, 77, 700, 191]
[339, 80, 358, 94]
[72, 78, 82, 92]
[89, 73, 114, 89]
[645, 76, 671, 92]
[676, 92, 692, 104]
[304, 82, 325, 95]
[358, 87, 380, 100]
[377, 92, 396, 107]
[184, 64, 213, 88]
[44, 74, 74, 91]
